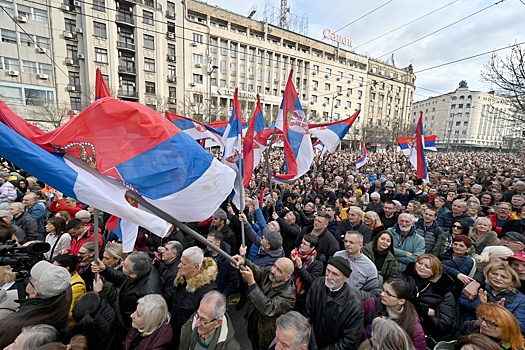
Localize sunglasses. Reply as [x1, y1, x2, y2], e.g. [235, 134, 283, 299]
[452, 225, 463, 229]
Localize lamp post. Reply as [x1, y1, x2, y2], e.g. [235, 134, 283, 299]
[208, 64, 218, 122]
[330, 92, 343, 122]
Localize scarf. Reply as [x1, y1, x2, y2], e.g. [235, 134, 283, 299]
[78, 257, 94, 275]
[291, 247, 317, 297]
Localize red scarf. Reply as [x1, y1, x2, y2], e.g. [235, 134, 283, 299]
[291, 247, 317, 298]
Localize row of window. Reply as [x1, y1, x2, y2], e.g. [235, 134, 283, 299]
[0, 1, 48, 23]
[0, 29, 49, 49]
[0, 83, 54, 106]
[0, 56, 52, 75]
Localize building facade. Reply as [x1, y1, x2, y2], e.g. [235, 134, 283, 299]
[0, 0, 415, 136]
[412, 81, 521, 151]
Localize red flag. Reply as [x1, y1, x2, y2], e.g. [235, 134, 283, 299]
[69, 109, 74, 120]
[242, 94, 264, 188]
[95, 68, 111, 99]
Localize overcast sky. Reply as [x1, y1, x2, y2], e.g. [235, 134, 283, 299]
[207, 0, 524, 101]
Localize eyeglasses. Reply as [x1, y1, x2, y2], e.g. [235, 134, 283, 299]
[477, 314, 498, 330]
[452, 225, 463, 229]
[381, 289, 398, 298]
[300, 241, 311, 247]
[195, 312, 217, 326]
[28, 280, 36, 289]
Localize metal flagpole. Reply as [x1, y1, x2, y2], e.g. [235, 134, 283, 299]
[93, 208, 100, 278]
[237, 128, 246, 248]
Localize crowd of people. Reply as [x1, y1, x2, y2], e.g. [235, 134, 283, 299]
[0, 148, 524, 350]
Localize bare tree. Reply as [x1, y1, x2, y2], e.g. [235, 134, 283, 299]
[29, 101, 72, 130]
[481, 45, 525, 126]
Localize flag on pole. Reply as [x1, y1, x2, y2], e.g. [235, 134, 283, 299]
[95, 68, 111, 100]
[221, 88, 244, 208]
[243, 94, 266, 187]
[409, 112, 429, 182]
[0, 98, 236, 226]
[397, 135, 437, 156]
[355, 140, 368, 169]
[274, 69, 313, 183]
[165, 112, 223, 144]
[69, 109, 74, 120]
[308, 110, 360, 153]
[105, 216, 139, 253]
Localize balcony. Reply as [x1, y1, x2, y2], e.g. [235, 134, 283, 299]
[117, 0, 142, 5]
[117, 41, 136, 51]
[118, 65, 136, 74]
[166, 32, 175, 40]
[116, 12, 134, 25]
[118, 90, 139, 99]
[167, 76, 177, 83]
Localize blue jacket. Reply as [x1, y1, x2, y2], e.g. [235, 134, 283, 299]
[436, 212, 474, 232]
[26, 203, 46, 233]
[387, 224, 425, 273]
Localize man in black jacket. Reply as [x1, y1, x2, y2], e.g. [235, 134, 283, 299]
[336, 206, 372, 246]
[305, 256, 364, 350]
[155, 240, 183, 301]
[92, 251, 161, 347]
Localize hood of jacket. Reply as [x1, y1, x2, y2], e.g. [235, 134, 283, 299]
[174, 257, 218, 293]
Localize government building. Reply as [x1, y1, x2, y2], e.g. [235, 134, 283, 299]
[0, 0, 415, 135]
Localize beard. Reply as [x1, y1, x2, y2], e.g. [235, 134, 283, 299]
[269, 273, 285, 284]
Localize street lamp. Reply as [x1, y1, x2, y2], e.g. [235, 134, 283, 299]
[330, 92, 343, 122]
[208, 64, 218, 122]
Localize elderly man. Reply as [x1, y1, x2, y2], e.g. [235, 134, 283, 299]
[499, 231, 525, 254]
[336, 206, 372, 246]
[232, 254, 295, 350]
[510, 195, 525, 219]
[0, 210, 26, 243]
[9, 202, 42, 242]
[305, 256, 364, 350]
[92, 251, 161, 347]
[334, 231, 381, 300]
[155, 240, 183, 301]
[365, 192, 383, 213]
[179, 291, 241, 350]
[21, 192, 46, 234]
[241, 213, 284, 267]
[436, 199, 474, 232]
[485, 202, 513, 235]
[387, 213, 425, 273]
[0, 261, 72, 348]
[4, 324, 60, 350]
[505, 180, 525, 202]
[170, 246, 218, 349]
[269, 311, 311, 350]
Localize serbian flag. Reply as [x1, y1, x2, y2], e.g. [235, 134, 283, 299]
[409, 112, 429, 182]
[95, 68, 111, 100]
[221, 88, 244, 209]
[243, 94, 266, 187]
[308, 110, 360, 153]
[355, 140, 368, 169]
[274, 69, 313, 183]
[397, 135, 437, 156]
[105, 216, 138, 253]
[204, 119, 248, 148]
[165, 112, 223, 144]
[312, 140, 328, 158]
[0, 98, 236, 232]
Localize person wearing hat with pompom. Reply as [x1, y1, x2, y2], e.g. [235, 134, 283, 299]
[0, 260, 72, 348]
[304, 256, 364, 350]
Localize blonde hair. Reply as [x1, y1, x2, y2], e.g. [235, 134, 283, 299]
[0, 265, 15, 284]
[136, 294, 170, 336]
[475, 246, 513, 264]
[364, 211, 381, 227]
[484, 262, 521, 289]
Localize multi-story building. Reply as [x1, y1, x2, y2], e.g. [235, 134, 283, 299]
[412, 80, 521, 151]
[0, 0, 415, 136]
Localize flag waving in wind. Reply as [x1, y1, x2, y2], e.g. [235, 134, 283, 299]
[308, 110, 360, 154]
[409, 112, 429, 182]
[221, 88, 244, 208]
[397, 135, 437, 156]
[243, 94, 266, 188]
[95, 68, 111, 100]
[274, 69, 313, 183]
[165, 112, 223, 144]
[355, 141, 368, 169]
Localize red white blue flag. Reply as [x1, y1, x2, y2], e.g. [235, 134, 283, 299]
[274, 69, 313, 183]
[165, 112, 223, 145]
[243, 94, 266, 187]
[397, 135, 437, 156]
[409, 112, 429, 182]
[308, 110, 360, 153]
[355, 140, 368, 169]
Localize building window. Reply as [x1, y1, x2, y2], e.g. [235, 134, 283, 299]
[66, 44, 78, 61]
[230, 43, 236, 58]
[210, 37, 218, 53]
[325, 83, 330, 91]
[95, 48, 108, 63]
[168, 65, 176, 77]
[70, 97, 82, 110]
[169, 86, 176, 98]
[143, 34, 154, 49]
[143, 10, 154, 25]
[2, 57, 19, 71]
[0, 29, 16, 44]
[144, 58, 155, 72]
[167, 1, 176, 12]
[19, 34, 33, 47]
[168, 44, 175, 55]
[193, 33, 203, 44]
[145, 81, 156, 94]
[93, 0, 105, 12]
[93, 22, 106, 38]
[65, 18, 76, 33]
[194, 94, 203, 103]
[192, 54, 203, 64]
[69, 71, 80, 87]
[22, 61, 38, 74]
[0, 1, 14, 16]
[192, 74, 203, 84]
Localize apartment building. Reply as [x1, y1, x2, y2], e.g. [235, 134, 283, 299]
[412, 80, 521, 150]
[0, 0, 415, 132]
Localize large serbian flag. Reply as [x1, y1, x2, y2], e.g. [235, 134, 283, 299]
[243, 94, 266, 187]
[409, 112, 429, 182]
[165, 112, 223, 144]
[397, 135, 437, 156]
[0, 98, 236, 236]
[308, 110, 360, 153]
[274, 69, 313, 183]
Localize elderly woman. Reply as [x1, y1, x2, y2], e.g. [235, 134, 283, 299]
[363, 211, 385, 240]
[124, 294, 172, 350]
[370, 318, 416, 350]
[459, 262, 525, 334]
[469, 217, 499, 254]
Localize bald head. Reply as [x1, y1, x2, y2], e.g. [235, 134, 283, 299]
[277, 257, 294, 276]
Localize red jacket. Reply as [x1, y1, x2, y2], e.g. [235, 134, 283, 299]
[486, 213, 512, 235]
[49, 198, 83, 216]
[67, 228, 103, 256]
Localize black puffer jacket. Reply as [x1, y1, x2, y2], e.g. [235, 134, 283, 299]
[402, 262, 457, 341]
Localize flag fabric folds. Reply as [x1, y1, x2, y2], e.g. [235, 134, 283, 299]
[221, 88, 244, 209]
[105, 216, 139, 253]
[0, 98, 236, 227]
[95, 68, 111, 100]
[355, 141, 368, 169]
[242, 94, 266, 188]
[409, 112, 429, 182]
[165, 112, 223, 145]
[397, 135, 437, 156]
[312, 140, 328, 158]
[274, 69, 313, 183]
[308, 110, 361, 154]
